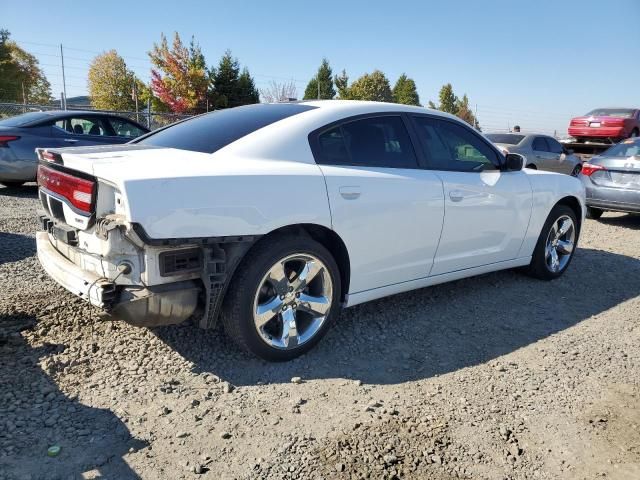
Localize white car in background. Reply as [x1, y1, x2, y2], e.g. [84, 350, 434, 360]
[36, 101, 585, 361]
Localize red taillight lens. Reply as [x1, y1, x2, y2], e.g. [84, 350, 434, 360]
[603, 118, 624, 126]
[0, 135, 20, 147]
[581, 163, 605, 176]
[37, 165, 95, 214]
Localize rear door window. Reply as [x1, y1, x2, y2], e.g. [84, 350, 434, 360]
[546, 137, 564, 154]
[108, 118, 147, 138]
[315, 116, 418, 169]
[532, 137, 551, 152]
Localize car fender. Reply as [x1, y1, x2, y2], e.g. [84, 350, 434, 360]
[518, 170, 586, 257]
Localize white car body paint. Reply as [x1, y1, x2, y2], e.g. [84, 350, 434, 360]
[37, 100, 586, 315]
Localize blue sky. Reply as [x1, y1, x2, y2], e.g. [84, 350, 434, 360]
[3, 0, 639, 135]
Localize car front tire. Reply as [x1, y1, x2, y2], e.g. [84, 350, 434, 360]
[221, 233, 342, 361]
[526, 204, 578, 280]
[586, 207, 604, 219]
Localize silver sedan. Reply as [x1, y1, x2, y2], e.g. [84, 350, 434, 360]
[486, 133, 583, 176]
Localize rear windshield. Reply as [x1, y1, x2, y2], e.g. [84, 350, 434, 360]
[135, 103, 317, 154]
[0, 111, 52, 127]
[602, 139, 640, 157]
[585, 108, 635, 118]
[485, 133, 525, 145]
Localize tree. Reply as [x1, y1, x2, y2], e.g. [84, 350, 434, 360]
[148, 32, 208, 113]
[236, 68, 260, 105]
[348, 70, 393, 102]
[455, 94, 479, 128]
[88, 50, 141, 111]
[437, 83, 458, 114]
[392, 74, 420, 106]
[209, 50, 259, 108]
[334, 69, 350, 99]
[428, 83, 479, 128]
[260, 80, 297, 103]
[303, 58, 336, 100]
[0, 30, 51, 104]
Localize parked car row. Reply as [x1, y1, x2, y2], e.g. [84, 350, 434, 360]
[0, 110, 149, 186]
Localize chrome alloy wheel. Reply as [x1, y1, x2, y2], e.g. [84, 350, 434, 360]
[253, 254, 333, 350]
[545, 215, 576, 273]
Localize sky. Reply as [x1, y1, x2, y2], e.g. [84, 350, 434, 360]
[2, 0, 639, 136]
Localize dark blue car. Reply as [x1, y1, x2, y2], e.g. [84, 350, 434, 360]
[0, 110, 149, 187]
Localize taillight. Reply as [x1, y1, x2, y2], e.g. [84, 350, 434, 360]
[603, 118, 624, 126]
[581, 163, 605, 176]
[0, 135, 20, 147]
[37, 165, 95, 214]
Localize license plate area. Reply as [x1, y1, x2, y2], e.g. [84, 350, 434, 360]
[590, 122, 601, 128]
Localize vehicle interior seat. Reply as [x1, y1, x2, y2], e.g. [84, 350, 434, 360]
[88, 124, 101, 135]
[73, 124, 84, 135]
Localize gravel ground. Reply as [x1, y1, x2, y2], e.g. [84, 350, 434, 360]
[1, 184, 639, 480]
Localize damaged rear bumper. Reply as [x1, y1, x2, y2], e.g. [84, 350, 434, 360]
[36, 231, 200, 327]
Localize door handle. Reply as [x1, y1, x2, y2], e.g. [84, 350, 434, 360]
[339, 186, 361, 200]
[449, 190, 464, 202]
[64, 139, 78, 143]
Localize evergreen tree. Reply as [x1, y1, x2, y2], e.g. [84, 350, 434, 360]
[348, 70, 393, 102]
[237, 68, 260, 105]
[334, 69, 350, 99]
[209, 50, 259, 108]
[303, 58, 336, 100]
[392, 74, 420, 106]
[437, 83, 458, 114]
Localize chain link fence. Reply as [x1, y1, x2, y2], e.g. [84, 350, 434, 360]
[0, 101, 195, 130]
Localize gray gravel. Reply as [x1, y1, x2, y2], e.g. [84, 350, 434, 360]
[1, 183, 639, 479]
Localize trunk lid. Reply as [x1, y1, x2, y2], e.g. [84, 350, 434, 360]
[587, 155, 640, 189]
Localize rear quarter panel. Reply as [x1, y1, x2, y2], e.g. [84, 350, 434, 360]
[119, 157, 332, 239]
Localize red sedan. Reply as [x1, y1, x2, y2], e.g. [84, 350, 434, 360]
[568, 108, 640, 142]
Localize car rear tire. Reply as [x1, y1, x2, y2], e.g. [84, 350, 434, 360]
[221, 233, 342, 361]
[526, 164, 537, 170]
[630, 129, 639, 138]
[586, 207, 604, 219]
[526, 204, 578, 280]
[0, 181, 25, 188]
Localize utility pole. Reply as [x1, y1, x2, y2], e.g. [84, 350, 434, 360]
[132, 81, 139, 122]
[317, 70, 320, 100]
[60, 44, 67, 110]
[474, 103, 478, 130]
[21, 82, 27, 112]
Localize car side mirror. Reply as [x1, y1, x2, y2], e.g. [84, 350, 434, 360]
[504, 153, 524, 171]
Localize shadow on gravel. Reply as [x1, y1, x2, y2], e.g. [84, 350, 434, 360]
[0, 184, 38, 199]
[155, 247, 640, 387]
[0, 313, 145, 480]
[0, 232, 36, 265]
[597, 214, 640, 231]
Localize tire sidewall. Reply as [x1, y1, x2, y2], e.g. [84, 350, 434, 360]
[226, 235, 342, 361]
[532, 205, 579, 280]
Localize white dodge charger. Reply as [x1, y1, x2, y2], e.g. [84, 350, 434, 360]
[36, 101, 585, 361]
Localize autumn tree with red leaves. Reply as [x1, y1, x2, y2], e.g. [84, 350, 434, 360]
[148, 32, 208, 113]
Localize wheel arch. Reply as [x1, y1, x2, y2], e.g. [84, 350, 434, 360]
[239, 223, 351, 303]
[555, 195, 583, 230]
